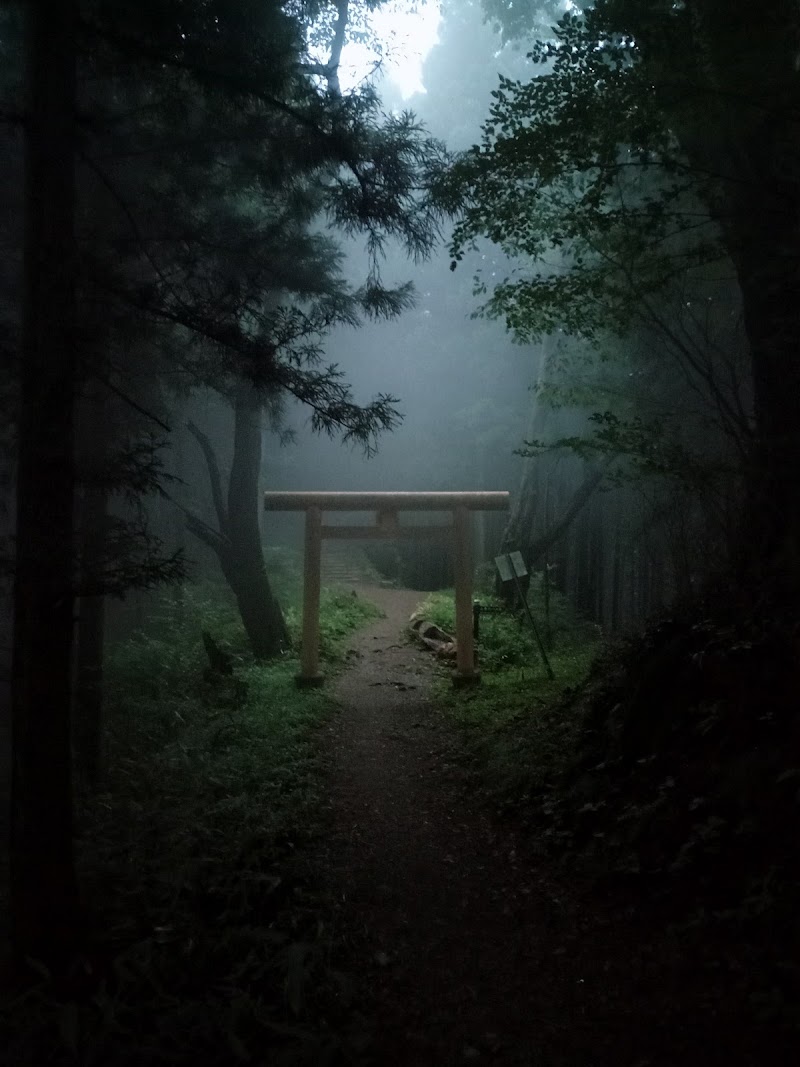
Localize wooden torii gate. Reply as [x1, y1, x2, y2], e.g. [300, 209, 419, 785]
[263, 491, 510, 686]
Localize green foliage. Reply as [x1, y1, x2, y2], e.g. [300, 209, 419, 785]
[107, 575, 381, 742]
[434, 1, 755, 558]
[105, 585, 246, 751]
[318, 588, 383, 652]
[418, 579, 597, 672]
[269, 545, 384, 655]
[441, 658, 596, 809]
[520, 409, 742, 492]
[442, 4, 721, 344]
[1, 579, 382, 1065]
[480, 0, 567, 44]
[3, 0, 450, 452]
[263, 544, 304, 604]
[420, 585, 600, 809]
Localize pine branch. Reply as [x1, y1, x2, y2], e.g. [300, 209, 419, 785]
[178, 502, 230, 556]
[92, 372, 172, 434]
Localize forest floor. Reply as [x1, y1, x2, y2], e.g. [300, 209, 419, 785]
[307, 584, 784, 1067]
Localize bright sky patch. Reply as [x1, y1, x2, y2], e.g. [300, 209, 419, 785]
[339, 1, 442, 99]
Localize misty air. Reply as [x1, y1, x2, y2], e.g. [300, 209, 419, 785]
[1, 2, 798, 1064]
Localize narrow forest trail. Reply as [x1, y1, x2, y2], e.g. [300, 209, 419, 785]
[312, 586, 609, 1067]
[309, 586, 776, 1067]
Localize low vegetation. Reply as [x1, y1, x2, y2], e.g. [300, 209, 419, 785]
[426, 577, 800, 1042]
[2, 573, 382, 1067]
[417, 576, 601, 810]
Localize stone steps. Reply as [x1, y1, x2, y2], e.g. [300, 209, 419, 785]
[321, 543, 384, 586]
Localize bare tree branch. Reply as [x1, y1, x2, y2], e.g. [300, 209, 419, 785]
[528, 464, 607, 564]
[187, 420, 229, 538]
[507, 462, 610, 565]
[324, 0, 349, 96]
[177, 501, 229, 556]
[90, 371, 172, 433]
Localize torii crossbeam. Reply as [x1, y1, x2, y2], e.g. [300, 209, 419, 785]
[263, 491, 510, 686]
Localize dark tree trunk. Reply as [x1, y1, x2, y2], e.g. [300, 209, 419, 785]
[654, 6, 800, 588]
[733, 180, 800, 584]
[526, 465, 606, 568]
[74, 484, 108, 790]
[73, 386, 111, 790]
[186, 386, 288, 660]
[502, 458, 606, 570]
[74, 570, 106, 791]
[223, 383, 288, 658]
[11, 0, 82, 967]
[610, 527, 622, 632]
[171, 430, 187, 623]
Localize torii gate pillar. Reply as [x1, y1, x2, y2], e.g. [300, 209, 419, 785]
[263, 491, 510, 687]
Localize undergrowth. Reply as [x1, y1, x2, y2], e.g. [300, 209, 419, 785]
[1, 577, 382, 1067]
[426, 579, 800, 1040]
[539, 597, 800, 1038]
[417, 584, 601, 811]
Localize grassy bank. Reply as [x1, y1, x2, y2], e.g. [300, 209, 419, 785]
[417, 585, 602, 813]
[423, 583, 800, 1049]
[2, 578, 381, 1067]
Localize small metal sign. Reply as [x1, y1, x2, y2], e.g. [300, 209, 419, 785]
[509, 551, 527, 578]
[494, 554, 513, 583]
[493, 550, 554, 680]
[494, 550, 528, 583]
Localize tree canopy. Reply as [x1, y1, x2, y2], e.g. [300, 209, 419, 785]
[444, 0, 800, 572]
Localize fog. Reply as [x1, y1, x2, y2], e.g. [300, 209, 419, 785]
[89, 0, 751, 630]
[6, 3, 797, 1059]
[259, 2, 535, 558]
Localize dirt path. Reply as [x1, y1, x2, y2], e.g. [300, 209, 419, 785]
[315, 586, 588, 1066]
[310, 586, 779, 1067]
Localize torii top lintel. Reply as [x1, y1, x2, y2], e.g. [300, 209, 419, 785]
[263, 491, 510, 512]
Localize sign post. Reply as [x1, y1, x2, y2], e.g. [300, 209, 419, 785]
[494, 551, 555, 680]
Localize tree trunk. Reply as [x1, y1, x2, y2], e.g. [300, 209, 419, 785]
[74, 571, 106, 791]
[224, 383, 288, 658]
[74, 482, 108, 790]
[73, 385, 112, 791]
[186, 387, 289, 660]
[667, 7, 800, 588]
[733, 179, 800, 585]
[11, 0, 82, 968]
[526, 465, 606, 568]
[502, 457, 606, 571]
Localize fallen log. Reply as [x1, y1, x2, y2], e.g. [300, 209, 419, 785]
[409, 616, 457, 660]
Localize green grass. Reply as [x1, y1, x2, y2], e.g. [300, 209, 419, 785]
[417, 588, 602, 810]
[1, 578, 382, 1067]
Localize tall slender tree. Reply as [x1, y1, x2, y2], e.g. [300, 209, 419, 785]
[11, 0, 82, 967]
[5, 0, 446, 965]
[185, 387, 291, 659]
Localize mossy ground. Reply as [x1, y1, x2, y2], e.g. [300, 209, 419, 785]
[5, 571, 799, 1063]
[1, 572, 382, 1066]
[416, 587, 601, 811]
